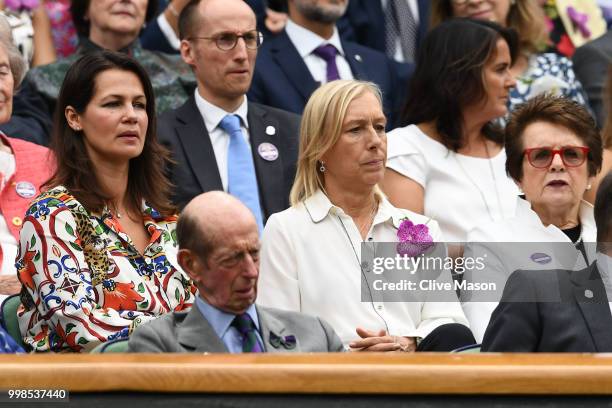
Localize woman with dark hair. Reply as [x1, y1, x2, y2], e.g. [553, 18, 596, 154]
[431, 0, 589, 121]
[0, 0, 195, 146]
[382, 18, 520, 242]
[16, 51, 195, 352]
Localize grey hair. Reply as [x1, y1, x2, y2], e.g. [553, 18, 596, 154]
[0, 12, 26, 88]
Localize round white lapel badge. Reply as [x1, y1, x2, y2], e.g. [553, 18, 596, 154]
[15, 181, 36, 199]
[258, 143, 279, 161]
[585, 289, 594, 299]
[265, 125, 276, 136]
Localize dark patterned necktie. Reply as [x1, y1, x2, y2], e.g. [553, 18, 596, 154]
[231, 313, 264, 353]
[384, 0, 417, 63]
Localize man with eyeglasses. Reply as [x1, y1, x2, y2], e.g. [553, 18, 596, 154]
[157, 0, 300, 228]
[247, 0, 403, 128]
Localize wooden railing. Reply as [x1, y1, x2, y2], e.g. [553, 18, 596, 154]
[1, 353, 612, 394]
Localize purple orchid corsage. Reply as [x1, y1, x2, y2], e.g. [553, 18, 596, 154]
[396, 218, 434, 257]
[5, 0, 39, 12]
[269, 332, 297, 350]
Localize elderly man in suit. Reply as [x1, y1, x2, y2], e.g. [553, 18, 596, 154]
[482, 171, 612, 352]
[247, 0, 403, 127]
[128, 192, 343, 353]
[158, 0, 300, 231]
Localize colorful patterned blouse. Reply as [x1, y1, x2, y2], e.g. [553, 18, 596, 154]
[16, 186, 196, 352]
[498, 52, 590, 126]
[25, 38, 196, 117]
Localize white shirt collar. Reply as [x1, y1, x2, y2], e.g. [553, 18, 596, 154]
[515, 196, 596, 241]
[302, 189, 405, 229]
[285, 19, 345, 59]
[194, 89, 250, 134]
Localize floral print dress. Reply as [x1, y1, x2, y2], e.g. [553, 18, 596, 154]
[15, 186, 196, 352]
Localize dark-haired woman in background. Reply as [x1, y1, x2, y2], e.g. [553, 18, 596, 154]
[431, 0, 589, 122]
[16, 51, 195, 352]
[382, 19, 520, 243]
[0, 0, 195, 146]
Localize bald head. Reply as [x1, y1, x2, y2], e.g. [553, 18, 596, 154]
[177, 191, 258, 261]
[179, 0, 256, 40]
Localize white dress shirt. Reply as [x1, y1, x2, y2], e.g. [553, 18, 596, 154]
[284, 19, 354, 84]
[380, 0, 419, 62]
[194, 90, 250, 191]
[462, 197, 598, 343]
[258, 189, 468, 346]
[156, 13, 180, 51]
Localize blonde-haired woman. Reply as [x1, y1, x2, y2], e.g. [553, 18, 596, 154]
[431, 0, 589, 118]
[586, 68, 612, 204]
[258, 80, 473, 352]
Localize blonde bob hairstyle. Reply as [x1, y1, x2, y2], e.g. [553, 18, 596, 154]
[289, 80, 383, 206]
[430, 0, 548, 54]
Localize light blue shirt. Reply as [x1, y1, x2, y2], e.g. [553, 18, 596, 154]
[195, 296, 264, 353]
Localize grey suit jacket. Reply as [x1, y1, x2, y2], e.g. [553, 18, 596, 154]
[128, 304, 344, 353]
[573, 30, 612, 127]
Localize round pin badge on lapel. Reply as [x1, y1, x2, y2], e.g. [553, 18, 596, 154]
[530, 253, 552, 265]
[258, 143, 279, 161]
[265, 125, 276, 136]
[585, 289, 594, 299]
[15, 181, 36, 199]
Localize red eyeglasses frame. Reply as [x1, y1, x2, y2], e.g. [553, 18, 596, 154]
[523, 146, 590, 168]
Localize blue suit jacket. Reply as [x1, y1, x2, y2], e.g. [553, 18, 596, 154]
[338, 0, 430, 56]
[248, 30, 404, 127]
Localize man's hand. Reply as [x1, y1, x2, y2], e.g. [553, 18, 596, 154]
[0, 275, 21, 295]
[349, 327, 417, 352]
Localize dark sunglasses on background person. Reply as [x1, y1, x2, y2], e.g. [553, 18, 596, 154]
[188, 30, 264, 51]
[523, 146, 590, 168]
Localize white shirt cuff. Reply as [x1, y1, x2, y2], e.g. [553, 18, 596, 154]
[157, 13, 181, 51]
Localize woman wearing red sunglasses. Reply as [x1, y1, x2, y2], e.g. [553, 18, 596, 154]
[461, 94, 603, 343]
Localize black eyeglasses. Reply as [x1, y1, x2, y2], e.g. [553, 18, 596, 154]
[523, 146, 590, 168]
[189, 30, 263, 51]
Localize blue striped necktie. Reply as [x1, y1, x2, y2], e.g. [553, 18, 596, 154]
[219, 114, 264, 233]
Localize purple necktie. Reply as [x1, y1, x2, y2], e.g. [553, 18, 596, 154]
[312, 44, 340, 83]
